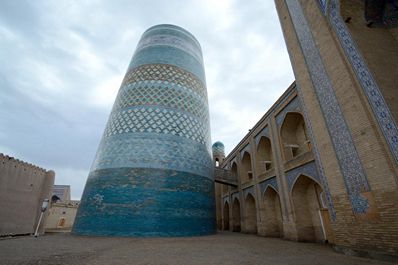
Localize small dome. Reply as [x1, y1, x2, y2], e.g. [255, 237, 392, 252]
[212, 141, 225, 155]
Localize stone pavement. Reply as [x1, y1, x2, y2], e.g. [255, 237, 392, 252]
[0, 232, 393, 265]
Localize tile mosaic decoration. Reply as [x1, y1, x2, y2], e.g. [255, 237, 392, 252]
[295, 84, 337, 221]
[285, 0, 371, 215]
[212, 141, 225, 157]
[275, 96, 301, 126]
[327, 0, 398, 163]
[254, 126, 270, 147]
[318, 0, 328, 14]
[240, 144, 251, 158]
[259, 177, 278, 196]
[223, 196, 229, 206]
[243, 186, 255, 199]
[73, 24, 215, 237]
[231, 192, 240, 203]
[285, 161, 320, 191]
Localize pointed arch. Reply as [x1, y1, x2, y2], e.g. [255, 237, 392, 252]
[241, 151, 253, 182]
[291, 174, 326, 242]
[280, 112, 310, 161]
[232, 198, 241, 232]
[256, 136, 273, 173]
[262, 185, 283, 237]
[223, 201, 230, 231]
[244, 193, 257, 234]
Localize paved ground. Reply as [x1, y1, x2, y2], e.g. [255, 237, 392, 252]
[0, 232, 394, 265]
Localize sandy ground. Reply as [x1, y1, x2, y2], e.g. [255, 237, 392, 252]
[0, 232, 393, 265]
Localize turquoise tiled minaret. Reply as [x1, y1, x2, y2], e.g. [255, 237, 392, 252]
[72, 24, 215, 236]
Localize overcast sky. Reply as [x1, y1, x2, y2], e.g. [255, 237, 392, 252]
[0, 0, 294, 199]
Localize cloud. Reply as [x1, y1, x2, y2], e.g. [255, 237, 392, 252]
[0, 0, 294, 199]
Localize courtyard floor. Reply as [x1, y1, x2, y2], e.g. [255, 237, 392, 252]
[0, 231, 393, 265]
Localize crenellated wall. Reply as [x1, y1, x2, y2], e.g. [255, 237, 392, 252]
[0, 153, 55, 236]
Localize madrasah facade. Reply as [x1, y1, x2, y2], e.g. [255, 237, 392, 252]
[214, 0, 398, 259]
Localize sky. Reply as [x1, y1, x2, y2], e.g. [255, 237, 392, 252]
[0, 0, 294, 199]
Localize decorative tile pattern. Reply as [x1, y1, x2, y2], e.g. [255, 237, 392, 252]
[295, 84, 337, 221]
[243, 186, 255, 199]
[74, 24, 214, 237]
[240, 144, 251, 158]
[255, 126, 270, 147]
[285, 0, 370, 214]
[73, 168, 215, 237]
[275, 96, 301, 126]
[328, 0, 398, 163]
[285, 162, 320, 191]
[259, 177, 278, 196]
[91, 133, 213, 178]
[212, 141, 225, 157]
[231, 192, 240, 203]
[318, 0, 328, 14]
[114, 82, 208, 121]
[129, 46, 206, 84]
[223, 196, 230, 206]
[135, 34, 203, 63]
[103, 106, 209, 145]
[122, 64, 208, 99]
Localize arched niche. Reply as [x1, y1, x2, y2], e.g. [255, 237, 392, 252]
[291, 174, 328, 242]
[280, 112, 310, 161]
[240, 152, 253, 182]
[256, 136, 273, 174]
[232, 198, 241, 232]
[262, 186, 283, 237]
[244, 193, 257, 234]
[223, 201, 230, 231]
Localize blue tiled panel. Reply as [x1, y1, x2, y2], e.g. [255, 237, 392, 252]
[240, 144, 251, 158]
[285, 161, 320, 191]
[128, 46, 205, 84]
[212, 141, 225, 156]
[259, 177, 278, 195]
[73, 24, 214, 236]
[73, 168, 215, 237]
[255, 126, 270, 147]
[285, 0, 371, 215]
[243, 186, 255, 199]
[275, 96, 301, 126]
[328, 0, 398, 163]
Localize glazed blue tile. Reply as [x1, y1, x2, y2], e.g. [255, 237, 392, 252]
[73, 24, 214, 237]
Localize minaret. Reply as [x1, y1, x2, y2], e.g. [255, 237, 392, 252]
[212, 141, 225, 167]
[212, 141, 225, 230]
[73, 24, 215, 236]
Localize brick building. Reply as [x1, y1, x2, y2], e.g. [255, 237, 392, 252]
[215, 0, 397, 259]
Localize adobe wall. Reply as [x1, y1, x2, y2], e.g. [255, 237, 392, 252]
[45, 201, 79, 231]
[0, 154, 55, 236]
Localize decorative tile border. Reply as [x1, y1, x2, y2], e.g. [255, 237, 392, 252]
[327, 0, 398, 163]
[243, 186, 255, 199]
[121, 64, 208, 99]
[231, 192, 240, 203]
[91, 133, 213, 179]
[318, 0, 328, 14]
[275, 96, 301, 126]
[285, 0, 370, 215]
[255, 126, 270, 147]
[240, 144, 251, 158]
[259, 177, 278, 196]
[223, 197, 230, 207]
[285, 161, 320, 191]
[135, 34, 203, 64]
[295, 84, 337, 221]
